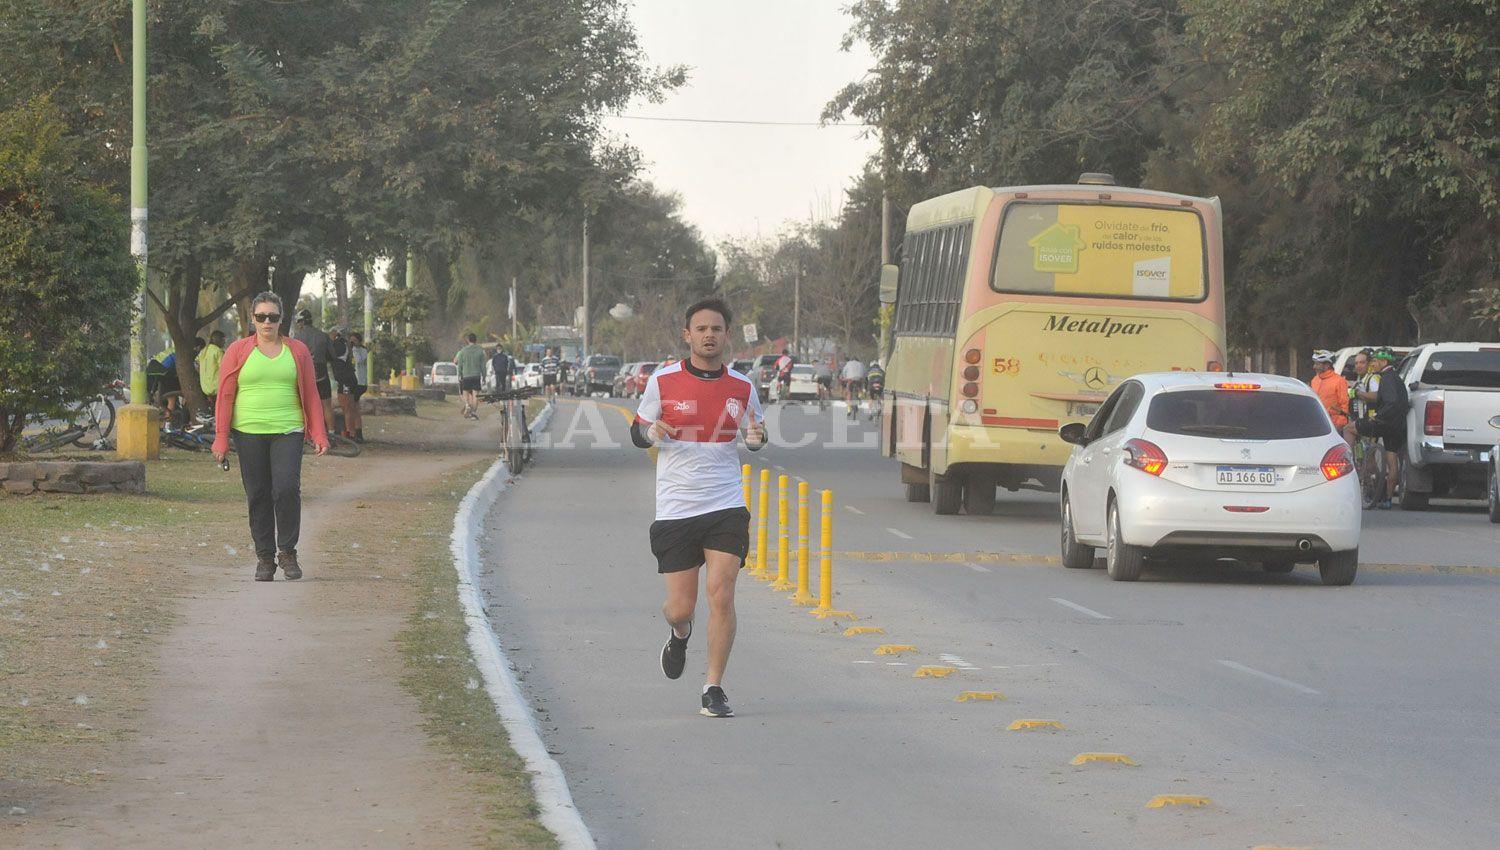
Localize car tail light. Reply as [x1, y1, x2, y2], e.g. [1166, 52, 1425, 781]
[963, 348, 981, 365]
[1214, 382, 1260, 391]
[1123, 439, 1167, 476]
[1224, 505, 1270, 513]
[1423, 399, 1444, 437]
[1320, 444, 1353, 481]
[962, 365, 980, 381]
[961, 382, 979, 398]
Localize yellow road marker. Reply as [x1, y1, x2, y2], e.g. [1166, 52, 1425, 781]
[791, 481, 816, 605]
[955, 691, 1003, 702]
[843, 626, 885, 637]
[771, 474, 794, 590]
[811, 608, 857, 620]
[1071, 752, 1137, 766]
[1007, 719, 1064, 731]
[1145, 795, 1211, 808]
[874, 644, 916, 655]
[913, 666, 957, 678]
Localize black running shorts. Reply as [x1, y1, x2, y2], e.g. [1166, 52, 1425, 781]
[460, 376, 482, 392]
[649, 507, 751, 574]
[542, 373, 558, 386]
[315, 375, 332, 400]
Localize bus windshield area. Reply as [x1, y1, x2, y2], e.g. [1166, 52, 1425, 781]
[992, 202, 1206, 301]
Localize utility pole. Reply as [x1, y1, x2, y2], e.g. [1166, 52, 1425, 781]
[793, 264, 802, 358]
[510, 276, 518, 342]
[117, 0, 158, 460]
[362, 265, 373, 351]
[581, 217, 590, 355]
[403, 251, 416, 388]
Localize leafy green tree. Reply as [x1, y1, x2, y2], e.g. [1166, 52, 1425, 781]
[0, 99, 138, 454]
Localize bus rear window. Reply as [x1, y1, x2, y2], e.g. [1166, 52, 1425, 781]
[1419, 351, 1500, 388]
[993, 203, 1206, 301]
[1146, 390, 1330, 439]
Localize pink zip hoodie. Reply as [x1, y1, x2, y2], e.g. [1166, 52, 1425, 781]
[213, 335, 329, 456]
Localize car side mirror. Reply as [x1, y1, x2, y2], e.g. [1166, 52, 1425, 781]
[878, 264, 899, 305]
[1059, 422, 1088, 445]
[1408, 381, 1419, 391]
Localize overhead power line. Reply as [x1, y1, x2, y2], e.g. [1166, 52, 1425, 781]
[608, 114, 872, 128]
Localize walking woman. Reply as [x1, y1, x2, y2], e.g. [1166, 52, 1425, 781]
[211, 292, 329, 581]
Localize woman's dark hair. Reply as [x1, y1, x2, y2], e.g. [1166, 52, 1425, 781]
[250, 291, 283, 313]
[684, 297, 732, 328]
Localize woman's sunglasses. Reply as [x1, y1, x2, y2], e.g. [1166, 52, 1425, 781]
[253, 313, 281, 324]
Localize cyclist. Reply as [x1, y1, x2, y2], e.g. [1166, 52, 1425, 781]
[1309, 350, 1349, 431]
[840, 354, 866, 418]
[773, 348, 793, 403]
[1351, 349, 1409, 509]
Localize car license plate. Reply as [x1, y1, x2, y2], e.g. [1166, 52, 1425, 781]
[1216, 466, 1276, 486]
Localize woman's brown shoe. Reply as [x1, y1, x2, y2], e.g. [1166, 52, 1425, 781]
[278, 551, 302, 580]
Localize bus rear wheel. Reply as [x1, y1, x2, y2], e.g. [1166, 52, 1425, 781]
[905, 482, 930, 502]
[932, 471, 962, 515]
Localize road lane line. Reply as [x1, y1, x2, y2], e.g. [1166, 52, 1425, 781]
[967, 562, 991, 573]
[845, 505, 865, 515]
[1049, 597, 1112, 620]
[852, 660, 875, 665]
[886, 528, 913, 540]
[1216, 660, 1321, 695]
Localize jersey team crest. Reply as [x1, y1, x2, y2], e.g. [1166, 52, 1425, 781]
[724, 397, 743, 421]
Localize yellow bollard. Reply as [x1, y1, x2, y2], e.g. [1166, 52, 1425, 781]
[771, 475, 793, 590]
[811, 489, 856, 619]
[791, 481, 816, 605]
[753, 468, 770, 577]
[742, 465, 754, 563]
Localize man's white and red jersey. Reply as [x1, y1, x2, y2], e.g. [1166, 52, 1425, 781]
[635, 361, 764, 521]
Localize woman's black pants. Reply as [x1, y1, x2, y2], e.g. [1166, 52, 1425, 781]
[233, 430, 304, 558]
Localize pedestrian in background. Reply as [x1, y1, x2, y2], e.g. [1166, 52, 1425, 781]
[1309, 350, 1349, 430]
[347, 331, 369, 443]
[456, 332, 487, 418]
[212, 291, 329, 581]
[328, 326, 359, 438]
[198, 330, 225, 410]
[292, 308, 336, 431]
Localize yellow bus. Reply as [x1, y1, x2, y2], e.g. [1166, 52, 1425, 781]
[878, 174, 1227, 514]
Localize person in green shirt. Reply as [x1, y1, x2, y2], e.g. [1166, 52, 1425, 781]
[455, 332, 488, 419]
[197, 330, 225, 406]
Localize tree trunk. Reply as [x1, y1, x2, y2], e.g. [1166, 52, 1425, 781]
[161, 260, 211, 418]
[271, 259, 306, 335]
[334, 261, 350, 329]
[424, 248, 453, 332]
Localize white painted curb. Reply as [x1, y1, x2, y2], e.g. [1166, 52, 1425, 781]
[447, 402, 596, 849]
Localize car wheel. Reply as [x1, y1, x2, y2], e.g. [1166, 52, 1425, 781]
[904, 481, 931, 503]
[1489, 466, 1500, 524]
[1060, 494, 1095, 569]
[1261, 560, 1296, 573]
[1398, 457, 1428, 510]
[1318, 548, 1358, 586]
[964, 478, 996, 515]
[932, 471, 962, 515]
[1105, 500, 1144, 582]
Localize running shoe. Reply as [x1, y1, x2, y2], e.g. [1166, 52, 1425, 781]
[700, 685, 733, 718]
[661, 624, 690, 680]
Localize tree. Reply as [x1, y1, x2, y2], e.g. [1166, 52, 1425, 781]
[0, 98, 138, 454]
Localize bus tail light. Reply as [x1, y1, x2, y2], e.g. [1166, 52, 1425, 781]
[1423, 399, 1444, 437]
[960, 399, 978, 414]
[963, 348, 981, 365]
[1123, 439, 1167, 476]
[962, 365, 980, 381]
[1321, 444, 1353, 481]
[961, 382, 979, 398]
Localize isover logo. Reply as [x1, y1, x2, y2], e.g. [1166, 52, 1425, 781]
[1028, 222, 1086, 274]
[1043, 315, 1150, 338]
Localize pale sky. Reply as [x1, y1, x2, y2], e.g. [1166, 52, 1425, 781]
[601, 1, 879, 244]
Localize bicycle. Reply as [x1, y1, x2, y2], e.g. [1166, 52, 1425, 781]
[480, 386, 535, 474]
[307, 431, 362, 458]
[18, 382, 124, 453]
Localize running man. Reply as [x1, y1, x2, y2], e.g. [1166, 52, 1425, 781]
[540, 347, 561, 400]
[631, 297, 766, 718]
[455, 332, 487, 419]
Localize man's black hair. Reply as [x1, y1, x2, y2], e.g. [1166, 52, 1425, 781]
[466, 332, 477, 343]
[684, 297, 732, 328]
[210, 330, 225, 344]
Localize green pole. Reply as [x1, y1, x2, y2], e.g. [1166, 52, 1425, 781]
[404, 252, 416, 376]
[128, 0, 148, 404]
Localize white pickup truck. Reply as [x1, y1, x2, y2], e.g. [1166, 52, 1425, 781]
[1397, 343, 1500, 510]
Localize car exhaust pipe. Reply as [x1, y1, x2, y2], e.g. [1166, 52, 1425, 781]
[1296, 538, 1313, 553]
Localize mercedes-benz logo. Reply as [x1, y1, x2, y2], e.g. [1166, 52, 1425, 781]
[1082, 366, 1109, 390]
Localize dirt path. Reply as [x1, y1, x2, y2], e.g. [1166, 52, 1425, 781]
[8, 413, 509, 849]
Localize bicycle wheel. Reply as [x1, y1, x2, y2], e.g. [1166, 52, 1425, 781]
[72, 396, 115, 447]
[24, 427, 80, 454]
[326, 434, 362, 458]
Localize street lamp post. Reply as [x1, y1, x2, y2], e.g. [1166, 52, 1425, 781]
[117, 0, 160, 460]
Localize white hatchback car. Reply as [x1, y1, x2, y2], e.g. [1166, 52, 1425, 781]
[1058, 372, 1361, 586]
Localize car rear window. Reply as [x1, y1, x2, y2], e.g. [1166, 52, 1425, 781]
[1419, 350, 1500, 388]
[791, 365, 815, 376]
[435, 364, 457, 375]
[1146, 389, 1331, 439]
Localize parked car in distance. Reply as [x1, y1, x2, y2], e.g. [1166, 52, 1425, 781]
[752, 354, 780, 401]
[520, 362, 543, 389]
[426, 361, 460, 390]
[612, 362, 637, 397]
[1333, 345, 1415, 381]
[1058, 372, 1360, 586]
[1396, 343, 1500, 509]
[574, 354, 622, 396]
[619, 361, 657, 397]
[731, 359, 752, 376]
[786, 364, 822, 402]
